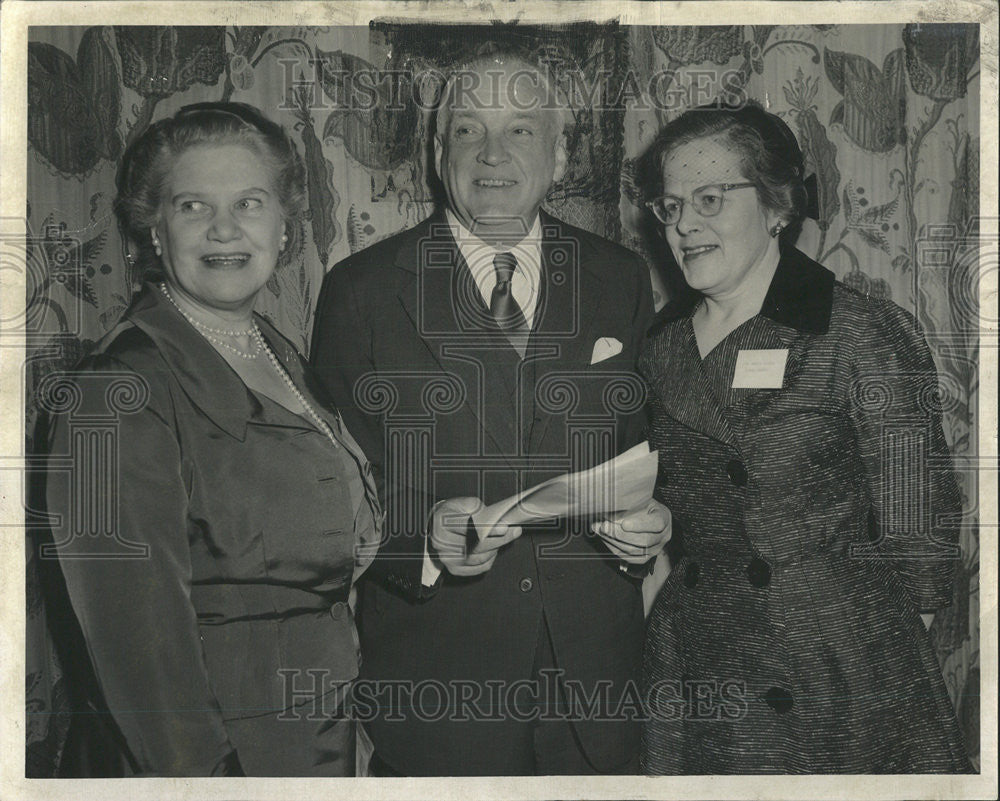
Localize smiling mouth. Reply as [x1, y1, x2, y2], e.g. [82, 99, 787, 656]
[474, 179, 517, 188]
[681, 245, 718, 261]
[201, 253, 251, 268]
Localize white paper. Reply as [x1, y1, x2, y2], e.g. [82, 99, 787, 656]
[470, 442, 659, 547]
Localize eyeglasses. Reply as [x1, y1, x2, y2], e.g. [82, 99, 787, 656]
[645, 182, 756, 225]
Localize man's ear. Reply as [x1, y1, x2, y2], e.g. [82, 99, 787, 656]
[551, 132, 568, 184]
[433, 134, 444, 179]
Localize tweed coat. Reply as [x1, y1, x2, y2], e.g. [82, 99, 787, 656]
[639, 247, 971, 774]
[311, 210, 655, 775]
[44, 285, 381, 776]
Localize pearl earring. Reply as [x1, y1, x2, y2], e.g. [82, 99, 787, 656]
[151, 231, 162, 256]
[279, 232, 288, 252]
[769, 221, 785, 238]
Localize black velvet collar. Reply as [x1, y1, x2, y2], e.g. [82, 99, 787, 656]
[648, 245, 836, 337]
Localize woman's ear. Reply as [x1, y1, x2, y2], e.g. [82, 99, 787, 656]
[765, 208, 787, 237]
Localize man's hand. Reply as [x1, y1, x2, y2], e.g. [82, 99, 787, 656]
[591, 500, 672, 565]
[429, 497, 522, 576]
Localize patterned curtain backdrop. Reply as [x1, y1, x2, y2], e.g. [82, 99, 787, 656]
[24, 24, 980, 774]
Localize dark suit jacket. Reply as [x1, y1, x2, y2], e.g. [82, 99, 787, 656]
[312, 210, 655, 775]
[44, 285, 380, 776]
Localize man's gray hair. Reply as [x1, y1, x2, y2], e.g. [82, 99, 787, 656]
[434, 54, 573, 143]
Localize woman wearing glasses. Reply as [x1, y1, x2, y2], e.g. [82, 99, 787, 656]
[44, 103, 381, 776]
[638, 102, 971, 773]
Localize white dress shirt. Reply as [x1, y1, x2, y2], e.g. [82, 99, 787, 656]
[445, 209, 543, 328]
[421, 212, 545, 586]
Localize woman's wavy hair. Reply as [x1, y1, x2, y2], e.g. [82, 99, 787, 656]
[640, 99, 809, 247]
[115, 102, 306, 280]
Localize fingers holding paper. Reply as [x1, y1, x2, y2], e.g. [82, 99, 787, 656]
[429, 497, 523, 577]
[591, 500, 672, 564]
[430, 444, 662, 573]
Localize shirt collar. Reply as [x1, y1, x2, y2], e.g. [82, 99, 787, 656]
[444, 209, 543, 280]
[648, 246, 836, 336]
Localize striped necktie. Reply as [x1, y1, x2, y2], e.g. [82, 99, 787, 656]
[490, 252, 529, 357]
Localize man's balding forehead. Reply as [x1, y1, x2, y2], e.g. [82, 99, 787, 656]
[435, 56, 571, 138]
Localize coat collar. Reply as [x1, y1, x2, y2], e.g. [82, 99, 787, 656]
[760, 246, 835, 334]
[648, 246, 835, 337]
[392, 209, 447, 274]
[123, 284, 298, 441]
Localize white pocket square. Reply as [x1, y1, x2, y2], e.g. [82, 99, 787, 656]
[590, 337, 623, 365]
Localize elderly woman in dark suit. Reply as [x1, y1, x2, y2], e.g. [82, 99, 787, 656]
[44, 103, 381, 776]
[638, 102, 971, 773]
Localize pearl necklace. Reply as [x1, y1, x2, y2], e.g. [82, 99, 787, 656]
[159, 282, 340, 447]
[160, 283, 261, 360]
[253, 327, 340, 449]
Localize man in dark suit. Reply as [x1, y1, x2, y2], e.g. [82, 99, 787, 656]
[311, 54, 670, 776]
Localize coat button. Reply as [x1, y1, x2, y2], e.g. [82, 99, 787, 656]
[726, 459, 748, 487]
[745, 557, 771, 588]
[683, 562, 700, 588]
[519, 578, 534, 593]
[763, 686, 794, 713]
[330, 601, 347, 620]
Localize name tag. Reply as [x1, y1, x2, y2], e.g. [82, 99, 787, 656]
[732, 349, 788, 389]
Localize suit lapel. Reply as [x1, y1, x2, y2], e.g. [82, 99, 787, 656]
[526, 221, 603, 453]
[394, 215, 460, 370]
[533, 232, 596, 362]
[394, 216, 520, 465]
